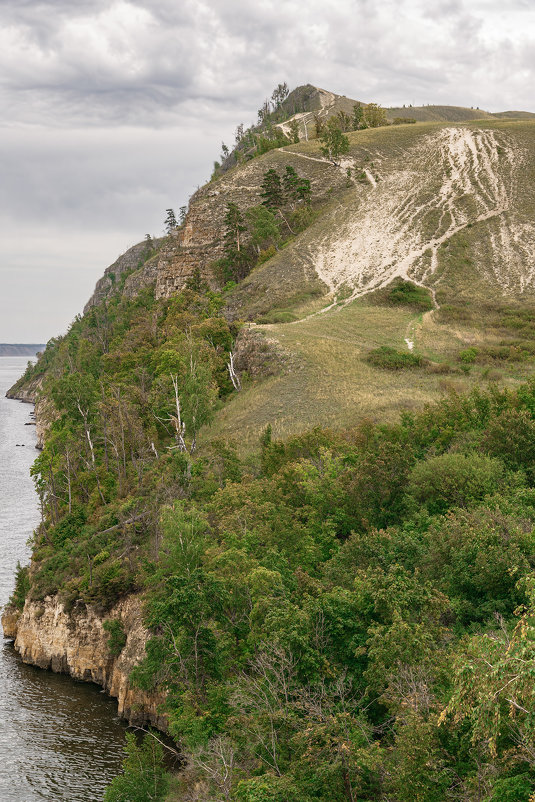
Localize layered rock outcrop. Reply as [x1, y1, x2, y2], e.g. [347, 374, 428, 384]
[84, 239, 162, 312]
[155, 149, 346, 301]
[6, 375, 53, 450]
[155, 187, 233, 299]
[2, 594, 166, 729]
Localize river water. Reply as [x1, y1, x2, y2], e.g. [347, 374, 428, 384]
[0, 357, 127, 801]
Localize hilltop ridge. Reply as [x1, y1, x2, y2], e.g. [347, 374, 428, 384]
[75, 87, 535, 446]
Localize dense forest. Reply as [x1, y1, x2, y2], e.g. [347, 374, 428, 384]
[11, 280, 535, 802]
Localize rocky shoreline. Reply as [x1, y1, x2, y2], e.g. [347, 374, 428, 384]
[2, 383, 165, 730]
[2, 594, 167, 730]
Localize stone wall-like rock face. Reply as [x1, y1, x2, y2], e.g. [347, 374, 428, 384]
[6, 373, 43, 404]
[84, 241, 148, 312]
[2, 595, 167, 730]
[154, 147, 347, 302]
[84, 240, 162, 313]
[155, 190, 227, 299]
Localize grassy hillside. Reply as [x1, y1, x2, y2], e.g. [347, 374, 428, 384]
[9, 90, 535, 802]
[387, 105, 535, 123]
[386, 104, 494, 122]
[214, 118, 535, 449]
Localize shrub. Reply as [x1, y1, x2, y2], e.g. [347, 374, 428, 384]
[371, 278, 433, 311]
[10, 562, 30, 610]
[408, 453, 507, 515]
[236, 775, 310, 802]
[458, 347, 478, 363]
[257, 244, 277, 265]
[103, 618, 127, 656]
[488, 773, 533, 802]
[385, 279, 433, 311]
[366, 346, 424, 370]
[423, 506, 533, 622]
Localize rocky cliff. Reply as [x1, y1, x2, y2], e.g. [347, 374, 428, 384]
[2, 594, 166, 730]
[6, 375, 52, 450]
[155, 145, 347, 303]
[84, 238, 163, 313]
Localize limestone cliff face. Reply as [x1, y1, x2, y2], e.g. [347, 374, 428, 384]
[155, 187, 227, 299]
[84, 239, 163, 313]
[2, 594, 167, 730]
[154, 148, 346, 301]
[6, 373, 43, 404]
[6, 375, 53, 450]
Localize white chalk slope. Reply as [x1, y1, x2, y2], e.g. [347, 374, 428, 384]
[311, 127, 534, 306]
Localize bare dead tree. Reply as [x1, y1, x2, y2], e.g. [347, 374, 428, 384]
[227, 352, 241, 391]
[188, 735, 237, 801]
[167, 374, 187, 452]
[76, 401, 106, 504]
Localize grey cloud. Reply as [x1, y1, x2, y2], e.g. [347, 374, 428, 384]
[1, 0, 533, 128]
[1, 0, 535, 340]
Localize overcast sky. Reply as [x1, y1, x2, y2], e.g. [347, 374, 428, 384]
[1, 0, 534, 341]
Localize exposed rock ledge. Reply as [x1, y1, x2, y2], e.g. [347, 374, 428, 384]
[6, 376, 53, 450]
[2, 594, 167, 730]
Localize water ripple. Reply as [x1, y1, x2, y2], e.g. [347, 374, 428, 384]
[0, 357, 126, 801]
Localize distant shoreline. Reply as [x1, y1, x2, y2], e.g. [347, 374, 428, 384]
[0, 345, 45, 356]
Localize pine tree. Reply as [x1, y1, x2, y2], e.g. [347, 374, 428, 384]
[164, 208, 177, 234]
[246, 206, 281, 253]
[222, 203, 250, 281]
[296, 177, 311, 205]
[282, 166, 300, 202]
[261, 169, 284, 210]
[223, 202, 247, 255]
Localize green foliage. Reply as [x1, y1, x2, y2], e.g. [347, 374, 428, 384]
[408, 452, 508, 515]
[103, 618, 127, 656]
[459, 346, 479, 363]
[443, 584, 535, 765]
[246, 205, 281, 253]
[236, 775, 310, 801]
[352, 103, 364, 130]
[283, 166, 311, 206]
[10, 562, 30, 610]
[103, 732, 169, 802]
[288, 118, 300, 144]
[487, 774, 533, 802]
[374, 278, 434, 311]
[319, 117, 350, 163]
[363, 102, 388, 128]
[164, 208, 177, 234]
[261, 168, 284, 210]
[222, 202, 252, 281]
[20, 274, 535, 800]
[255, 127, 290, 156]
[366, 345, 424, 369]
